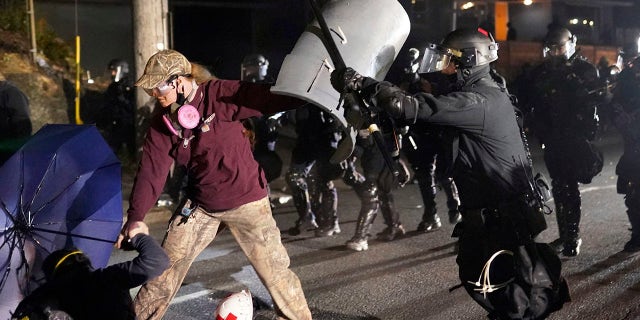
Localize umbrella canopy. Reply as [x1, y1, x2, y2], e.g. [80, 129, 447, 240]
[0, 124, 123, 315]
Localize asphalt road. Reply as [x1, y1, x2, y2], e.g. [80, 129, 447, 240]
[110, 129, 640, 320]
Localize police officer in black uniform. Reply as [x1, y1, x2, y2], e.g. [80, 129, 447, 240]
[102, 59, 136, 158]
[331, 31, 536, 240]
[342, 115, 409, 251]
[516, 28, 606, 257]
[285, 104, 344, 237]
[398, 48, 462, 232]
[331, 28, 568, 318]
[240, 54, 285, 185]
[611, 50, 640, 252]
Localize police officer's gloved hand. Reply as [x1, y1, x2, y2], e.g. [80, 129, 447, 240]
[331, 67, 364, 93]
[371, 83, 418, 121]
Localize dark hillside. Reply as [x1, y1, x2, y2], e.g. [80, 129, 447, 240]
[0, 28, 108, 132]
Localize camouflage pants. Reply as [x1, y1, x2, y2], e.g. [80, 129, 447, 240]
[134, 197, 312, 320]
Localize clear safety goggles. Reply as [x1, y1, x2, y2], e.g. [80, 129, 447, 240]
[143, 75, 179, 96]
[418, 43, 461, 74]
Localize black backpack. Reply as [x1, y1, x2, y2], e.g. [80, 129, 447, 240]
[11, 291, 73, 320]
[453, 201, 570, 320]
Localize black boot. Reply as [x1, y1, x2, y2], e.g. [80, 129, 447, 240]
[551, 179, 582, 256]
[347, 183, 379, 251]
[624, 190, 640, 252]
[315, 181, 341, 237]
[346, 202, 378, 251]
[417, 201, 441, 233]
[417, 213, 442, 232]
[562, 184, 582, 257]
[286, 170, 317, 235]
[378, 223, 406, 241]
[377, 192, 405, 241]
[289, 214, 318, 236]
[550, 204, 567, 253]
[442, 177, 462, 224]
[416, 164, 441, 232]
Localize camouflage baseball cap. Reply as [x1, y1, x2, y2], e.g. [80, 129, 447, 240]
[135, 49, 192, 89]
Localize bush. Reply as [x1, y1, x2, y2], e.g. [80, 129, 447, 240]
[0, 0, 72, 67]
[36, 18, 72, 66]
[0, 0, 27, 33]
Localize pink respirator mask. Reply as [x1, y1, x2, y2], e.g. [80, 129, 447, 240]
[162, 104, 201, 136]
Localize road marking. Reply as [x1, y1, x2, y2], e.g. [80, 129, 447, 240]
[194, 247, 233, 262]
[580, 184, 616, 193]
[170, 290, 211, 305]
[167, 265, 273, 306]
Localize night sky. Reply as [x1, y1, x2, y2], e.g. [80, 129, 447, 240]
[173, 6, 253, 79]
[171, 3, 307, 80]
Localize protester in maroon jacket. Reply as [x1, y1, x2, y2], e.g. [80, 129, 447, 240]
[115, 49, 312, 320]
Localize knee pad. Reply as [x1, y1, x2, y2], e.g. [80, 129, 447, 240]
[355, 181, 378, 202]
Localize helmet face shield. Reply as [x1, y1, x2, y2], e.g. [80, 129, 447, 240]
[418, 43, 455, 74]
[241, 54, 269, 81]
[108, 59, 130, 83]
[543, 41, 575, 59]
[113, 66, 124, 82]
[543, 28, 576, 60]
[419, 29, 499, 74]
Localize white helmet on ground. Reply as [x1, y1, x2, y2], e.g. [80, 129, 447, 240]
[213, 290, 253, 320]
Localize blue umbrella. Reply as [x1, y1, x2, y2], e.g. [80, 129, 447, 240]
[0, 124, 123, 314]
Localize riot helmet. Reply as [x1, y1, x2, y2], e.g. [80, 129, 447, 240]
[404, 47, 421, 75]
[418, 28, 498, 74]
[241, 54, 269, 82]
[543, 28, 576, 60]
[617, 39, 640, 69]
[108, 58, 130, 83]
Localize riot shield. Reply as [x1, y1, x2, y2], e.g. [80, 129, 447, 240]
[271, 0, 410, 163]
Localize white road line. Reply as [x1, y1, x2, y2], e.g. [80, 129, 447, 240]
[580, 184, 616, 193]
[170, 290, 211, 305]
[194, 247, 234, 262]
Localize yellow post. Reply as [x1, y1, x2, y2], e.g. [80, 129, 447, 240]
[27, 0, 38, 63]
[75, 35, 83, 124]
[494, 1, 509, 41]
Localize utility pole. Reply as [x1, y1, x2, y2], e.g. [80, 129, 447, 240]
[26, 0, 37, 62]
[451, 0, 457, 31]
[132, 0, 169, 151]
[132, 0, 169, 109]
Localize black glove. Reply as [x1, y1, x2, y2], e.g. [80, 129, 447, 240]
[372, 83, 415, 120]
[331, 67, 364, 93]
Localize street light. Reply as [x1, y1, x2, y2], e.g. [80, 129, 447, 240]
[461, 2, 475, 10]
